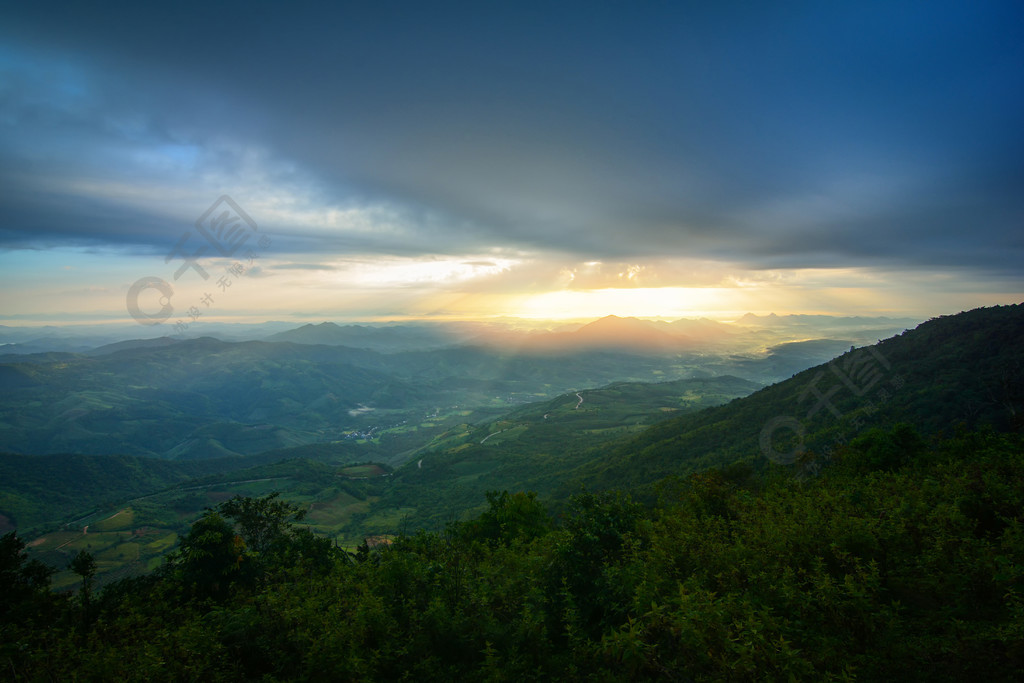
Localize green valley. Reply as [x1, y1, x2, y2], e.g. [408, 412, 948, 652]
[2, 305, 1023, 680]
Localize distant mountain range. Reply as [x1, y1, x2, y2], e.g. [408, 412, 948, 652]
[0, 313, 920, 356]
[260, 313, 919, 355]
[263, 322, 456, 351]
[1, 303, 1020, 561]
[488, 315, 691, 353]
[735, 312, 920, 327]
[260, 316, 699, 353]
[0, 312, 932, 462]
[260, 314, 911, 355]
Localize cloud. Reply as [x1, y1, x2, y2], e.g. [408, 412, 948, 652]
[0, 0, 1022, 321]
[270, 263, 338, 272]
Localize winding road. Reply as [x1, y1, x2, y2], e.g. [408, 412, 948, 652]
[480, 429, 506, 444]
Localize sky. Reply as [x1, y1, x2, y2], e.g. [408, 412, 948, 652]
[1, 1, 1022, 326]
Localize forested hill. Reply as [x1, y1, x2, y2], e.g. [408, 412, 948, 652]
[570, 303, 1024, 493]
[4, 417, 1022, 679]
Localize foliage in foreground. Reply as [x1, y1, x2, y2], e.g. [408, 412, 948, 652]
[2, 426, 1023, 681]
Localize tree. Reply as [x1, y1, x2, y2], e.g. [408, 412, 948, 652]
[460, 490, 551, 547]
[843, 422, 926, 472]
[218, 492, 306, 556]
[552, 490, 644, 640]
[174, 511, 246, 600]
[0, 531, 55, 624]
[69, 549, 97, 634]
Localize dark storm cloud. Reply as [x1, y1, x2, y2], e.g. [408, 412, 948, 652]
[1, 1, 1022, 275]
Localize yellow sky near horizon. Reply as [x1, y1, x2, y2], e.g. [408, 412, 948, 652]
[1, 247, 1021, 327]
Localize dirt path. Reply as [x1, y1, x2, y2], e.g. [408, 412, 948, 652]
[480, 429, 506, 444]
[102, 509, 128, 523]
[55, 536, 80, 551]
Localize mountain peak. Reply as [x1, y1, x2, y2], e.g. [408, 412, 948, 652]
[569, 315, 685, 351]
[739, 312, 782, 325]
[579, 314, 648, 329]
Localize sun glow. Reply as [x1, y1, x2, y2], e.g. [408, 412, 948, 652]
[514, 287, 738, 321]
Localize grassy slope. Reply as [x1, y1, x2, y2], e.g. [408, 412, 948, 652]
[565, 303, 1024, 498]
[367, 376, 763, 529]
